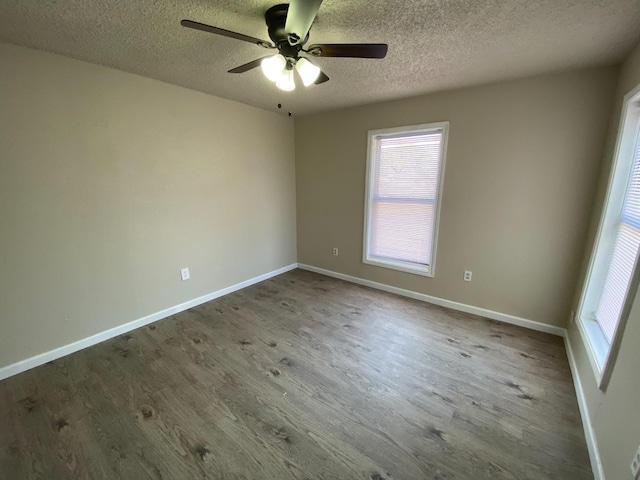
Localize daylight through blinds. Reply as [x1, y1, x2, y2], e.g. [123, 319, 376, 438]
[369, 129, 443, 267]
[595, 126, 640, 342]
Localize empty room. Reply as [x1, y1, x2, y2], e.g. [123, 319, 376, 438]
[1, 1, 639, 479]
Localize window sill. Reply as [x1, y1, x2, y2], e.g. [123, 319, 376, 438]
[363, 256, 434, 277]
[576, 316, 610, 389]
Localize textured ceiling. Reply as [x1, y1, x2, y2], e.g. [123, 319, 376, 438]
[1, 0, 639, 115]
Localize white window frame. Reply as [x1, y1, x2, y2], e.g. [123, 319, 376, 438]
[363, 122, 449, 277]
[577, 82, 640, 390]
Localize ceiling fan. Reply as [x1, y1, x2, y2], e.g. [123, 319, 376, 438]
[181, 0, 388, 92]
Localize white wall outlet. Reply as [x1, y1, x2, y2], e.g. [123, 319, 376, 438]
[333, 247, 339, 256]
[180, 267, 190, 281]
[631, 445, 640, 478]
[463, 270, 472, 282]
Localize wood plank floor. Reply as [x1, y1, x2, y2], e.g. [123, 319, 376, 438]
[0, 269, 592, 479]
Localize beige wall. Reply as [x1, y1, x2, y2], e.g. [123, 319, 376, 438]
[0, 43, 296, 369]
[295, 68, 618, 327]
[568, 39, 640, 480]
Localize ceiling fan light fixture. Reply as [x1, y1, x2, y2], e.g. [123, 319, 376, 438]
[296, 58, 321, 86]
[276, 67, 296, 91]
[261, 54, 286, 82]
[182, 1, 389, 92]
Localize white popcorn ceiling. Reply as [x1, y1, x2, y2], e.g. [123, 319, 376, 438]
[0, 0, 639, 115]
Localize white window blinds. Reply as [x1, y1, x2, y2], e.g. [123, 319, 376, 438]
[595, 126, 640, 342]
[364, 124, 447, 276]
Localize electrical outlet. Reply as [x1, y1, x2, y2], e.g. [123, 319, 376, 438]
[570, 310, 575, 325]
[631, 445, 640, 479]
[333, 247, 339, 256]
[463, 270, 472, 282]
[180, 267, 190, 281]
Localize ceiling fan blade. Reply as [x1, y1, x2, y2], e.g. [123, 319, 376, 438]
[306, 43, 388, 59]
[180, 20, 274, 48]
[285, 0, 323, 44]
[315, 70, 330, 84]
[228, 57, 270, 74]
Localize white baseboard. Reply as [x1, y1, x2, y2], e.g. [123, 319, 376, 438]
[297, 263, 566, 337]
[564, 335, 605, 480]
[0, 263, 298, 381]
[1, 261, 602, 479]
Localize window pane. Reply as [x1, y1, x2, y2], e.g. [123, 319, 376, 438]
[621, 128, 640, 227]
[365, 124, 447, 275]
[595, 125, 640, 343]
[595, 222, 640, 342]
[370, 201, 434, 265]
[375, 131, 442, 200]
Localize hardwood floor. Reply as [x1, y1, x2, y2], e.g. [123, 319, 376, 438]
[0, 269, 592, 479]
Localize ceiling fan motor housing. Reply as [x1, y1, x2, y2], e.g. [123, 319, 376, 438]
[265, 4, 307, 58]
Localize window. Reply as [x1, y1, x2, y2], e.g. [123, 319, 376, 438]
[578, 84, 640, 389]
[363, 122, 448, 277]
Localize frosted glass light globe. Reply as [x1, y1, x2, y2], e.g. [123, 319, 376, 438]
[296, 58, 321, 86]
[261, 55, 286, 82]
[276, 68, 296, 91]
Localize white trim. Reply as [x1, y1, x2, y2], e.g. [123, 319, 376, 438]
[363, 257, 432, 277]
[576, 316, 608, 383]
[0, 263, 298, 381]
[564, 335, 605, 480]
[297, 263, 565, 337]
[362, 121, 449, 278]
